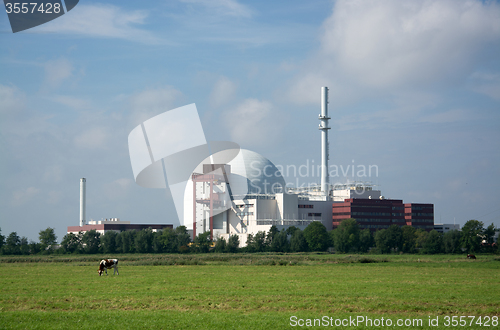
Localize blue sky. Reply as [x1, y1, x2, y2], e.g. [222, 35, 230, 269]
[1, 0, 499, 242]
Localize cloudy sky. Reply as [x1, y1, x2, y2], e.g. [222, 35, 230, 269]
[1, 0, 499, 242]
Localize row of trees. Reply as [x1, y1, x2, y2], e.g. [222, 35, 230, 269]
[0, 219, 497, 255]
[0, 227, 58, 255]
[56, 223, 331, 254]
[239, 219, 497, 254]
[60, 226, 192, 254]
[333, 219, 497, 254]
[0, 226, 192, 255]
[241, 222, 330, 253]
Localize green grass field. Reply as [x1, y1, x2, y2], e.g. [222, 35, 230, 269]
[0, 254, 499, 329]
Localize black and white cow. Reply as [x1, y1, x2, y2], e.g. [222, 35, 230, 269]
[98, 259, 119, 276]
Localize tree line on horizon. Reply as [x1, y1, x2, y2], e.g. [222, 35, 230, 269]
[0, 219, 497, 256]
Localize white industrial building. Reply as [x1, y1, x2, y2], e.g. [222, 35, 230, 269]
[182, 87, 373, 246]
[69, 178, 173, 236]
[332, 184, 382, 201]
[433, 223, 460, 233]
[182, 151, 335, 245]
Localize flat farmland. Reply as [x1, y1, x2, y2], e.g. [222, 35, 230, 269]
[0, 254, 498, 329]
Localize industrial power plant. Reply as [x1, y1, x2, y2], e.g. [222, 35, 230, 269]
[182, 87, 434, 245]
[67, 177, 173, 236]
[69, 87, 437, 244]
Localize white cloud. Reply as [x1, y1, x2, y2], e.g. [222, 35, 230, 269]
[114, 178, 132, 189]
[102, 178, 132, 200]
[43, 165, 64, 183]
[47, 191, 63, 205]
[418, 109, 470, 124]
[224, 98, 279, 146]
[334, 91, 470, 130]
[129, 86, 184, 126]
[209, 76, 237, 108]
[12, 187, 40, 206]
[0, 85, 25, 115]
[180, 0, 253, 18]
[51, 95, 90, 109]
[39, 4, 160, 44]
[175, 0, 313, 48]
[469, 72, 500, 101]
[0, 85, 57, 139]
[322, 0, 500, 86]
[287, 0, 500, 104]
[43, 58, 73, 89]
[73, 127, 110, 150]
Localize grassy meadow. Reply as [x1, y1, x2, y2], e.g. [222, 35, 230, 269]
[0, 254, 499, 329]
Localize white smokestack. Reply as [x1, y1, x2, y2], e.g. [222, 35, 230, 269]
[319, 87, 330, 199]
[80, 178, 86, 226]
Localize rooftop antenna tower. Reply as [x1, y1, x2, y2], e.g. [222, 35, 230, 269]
[319, 87, 330, 199]
[80, 178, 86, 226]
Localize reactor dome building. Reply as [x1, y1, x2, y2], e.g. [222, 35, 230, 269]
[178, 86, 433, 245]
[183, 148, 333, 244]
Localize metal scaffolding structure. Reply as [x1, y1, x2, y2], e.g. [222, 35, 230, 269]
[192, 164, 231, 240]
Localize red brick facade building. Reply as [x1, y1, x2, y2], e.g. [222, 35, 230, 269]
[332, 198, 434, 231]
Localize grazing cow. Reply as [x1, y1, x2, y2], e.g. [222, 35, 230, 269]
[467, 254, 476, 259]
[98, 259, 119, 276]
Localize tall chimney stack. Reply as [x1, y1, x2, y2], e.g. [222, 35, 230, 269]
[80, 178, 86, 226]
[319, 87, 330, 199]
